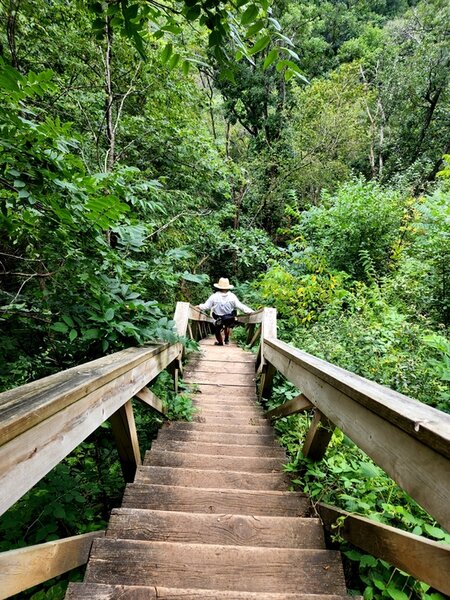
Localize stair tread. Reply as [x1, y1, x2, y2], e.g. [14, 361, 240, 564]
[67, 583, 354, 599]
[134, 465, 293, 490]
[84, 539, 346, 594]
[157, 428, 277, 445]
[164, 422, 273, 434]
[152, 439, 286, 458]
[144, 449, 284, 472]
[122, 482, 310, 516]
[107, 508, 325, 548]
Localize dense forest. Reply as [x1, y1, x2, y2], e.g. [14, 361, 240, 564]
[0, 0, 449, 598]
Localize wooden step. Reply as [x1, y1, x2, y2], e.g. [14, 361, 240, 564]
[143, 450, 283, 473]
[193, 416, 268, 428]
[185, 384, 257, 398]
[185, 360, 255, 374]
[134, 466, 292, 491]
[194, 405, 264, 415]
[157, 428, 277, 446]
[192, 398, 262, 408]
[152, 439, 286, 458]
[184, 373, 255, 386]
[107, 508, 326, 548]
[163, 422, 273, 435]
[164, 421, 275, 439]
[67, 583, 354, 599]
[84, 539, 346, 594]
[122, 483, 310, 516]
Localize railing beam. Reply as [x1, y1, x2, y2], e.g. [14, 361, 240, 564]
[265, 393, 313, 420]
[0, 531, 105, 599]
[317, 503, 450, 596]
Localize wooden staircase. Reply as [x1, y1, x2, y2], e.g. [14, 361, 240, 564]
[66, 338, 349, 599]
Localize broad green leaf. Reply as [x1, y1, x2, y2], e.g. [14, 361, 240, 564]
[51, 322, 69, 333]
[62, 315, 75, 327]
[181, 272, 209, 284]
[268, 17, 281, 31]
[69, 329, 78, 342]
[386, 585, 409, 600]
[241, 4, 259, 26]
[263, 48, 278, 69]
[186, 5, 201, 21]
[182, 60, 191, 76]
[161, 43, 173, 65]
[423, 524, 446, 539]
[83, 329, 101, 340]
[248, 35, 271, 55]
[245, 20, 265, 37]
[168, 53, 181, 69]
[104, 308, 115, 321]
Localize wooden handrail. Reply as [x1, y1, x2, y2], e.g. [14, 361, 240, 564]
[0, 301, 215, 597]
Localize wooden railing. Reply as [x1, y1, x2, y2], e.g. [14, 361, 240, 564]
[1, 303, 449, 597]
[0, 302, 212, 599]
[238, 308, 450, 595]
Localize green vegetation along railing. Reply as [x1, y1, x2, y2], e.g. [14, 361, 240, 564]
[0, 302, 213, 599]
[237, 308, 450, 595]
[0, 303, 449, 597]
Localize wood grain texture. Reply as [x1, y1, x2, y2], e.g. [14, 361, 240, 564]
[264, 341, 450, 530]
[107, 508, 325, 548]
[0, 345, 170, 447]
[0, 344, 180, 517]
[134, 465, 293, 491]
[265, 394, 313, 419]
[151, 439, 286, 458]
[164, 422, 273, 435]
[156, 428, 277, 446]
[66, 583, 356, 600]
[121, 483, 310, 516]
[109, 401, 141, 482]
[135, 387, 166, 416]
[318, 503, 450, 595]
[144, 449, 284, 473]
[85, 539, 346, 594]
[0, 531, 104, 599]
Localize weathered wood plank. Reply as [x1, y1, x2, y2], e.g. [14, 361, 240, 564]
[135, 386, 167, 416]
[302, 410, 335, 461]
[144, 449, 283, 473]
[122, 483, 310, 516]
[85, 539, 346, 595]
[265, 394, 313, 419]
[0, 343, 180, 517]
[163, 421, 273, 435]
[265, 338, 450, 459]
[184, 361, 255, 375]
[235, 308, 264, 325]
[188, 305, 215, 323]
[174, 302, 191, 336]
[107, 508, 325, 549]
[66, 583, 356, 600]
[156, 428, 277, 446]
[0, 531, 104, 599]
[135, 465, 292, 491]
[264, 340, 450, 530]
[0, 346, 171, 447]
[151, 439, 285, 458]
[109, 400, 141, 482]
[184, 372, 255, 386]
[317, 503, 450, 596]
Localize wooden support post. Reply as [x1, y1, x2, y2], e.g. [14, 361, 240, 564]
[109, 400, 141, 482]
[302, 409, 335, 461]
[249, 325, 261, 348]
[265, 393, 313, 419]
[246, 324, 256, 345]
[258, 363, 276, 402]
[135, 387, 167, 417]
[187, 322, 194, 340]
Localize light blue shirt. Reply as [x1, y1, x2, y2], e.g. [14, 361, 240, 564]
[199, 291, 253, 316]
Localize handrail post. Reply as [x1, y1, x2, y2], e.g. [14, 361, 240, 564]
[109, 400, 142, 482]
[258, 307, 277, 401]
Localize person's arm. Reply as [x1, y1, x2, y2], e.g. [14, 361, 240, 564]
[198, 294, 215, 311]
[232, 294, 253, 314]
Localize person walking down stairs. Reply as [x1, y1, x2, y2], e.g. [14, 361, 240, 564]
[197, 277, 253, 346]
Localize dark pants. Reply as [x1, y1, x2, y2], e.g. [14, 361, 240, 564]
[212, 312, 235, 344]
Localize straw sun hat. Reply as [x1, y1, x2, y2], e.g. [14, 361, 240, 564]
[213, 277, 234, 290]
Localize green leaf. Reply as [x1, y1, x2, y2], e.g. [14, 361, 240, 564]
[360, 554, 378, 567]
[168, 53, 181, 69]
[263, 48, 278, 70]
[51, 322, 69, 334]
[161, 43, 173, 65]
[62, 315, 75, 327]
[104, 308, 115, 321]
[182, 60, 191, 76]
[423, 524, 446, 539]
[245, 20, 265, 37]
[386, 585, 409, 600]
[268, 16, 281, 31]
[69, 329, 78, 342]
[248, 35, 271, 56]
[181, 271, 209, 284]
[241, 4, 259, 26]
[83, 329, 100, 340]
[186, 5, 201, 21]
